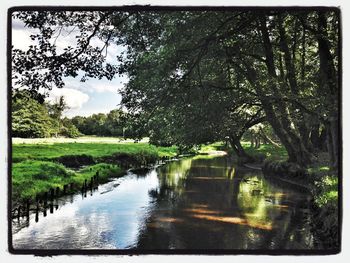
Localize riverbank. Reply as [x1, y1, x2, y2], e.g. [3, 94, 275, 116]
[11, 137, 178, 208]
[240, 141, 339, 249]
[12, 152, 317, 250]
[11, 139, 340, 249]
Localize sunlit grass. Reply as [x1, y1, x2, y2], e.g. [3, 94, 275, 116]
[74, 163, 123, 185]
[12, 161, 124, 203]
[12, 136, 150, 144]
[12, 160, 75, 202]
[199, 141, 228, 154]
[241, 141, 288, 162]
[11, 137, 179, 204]
[198, 141, 288, 162]
[12, 141, 178, 162]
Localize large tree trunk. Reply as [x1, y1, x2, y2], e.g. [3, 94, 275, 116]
[310, 123, 327, 151]
[325, 123, 335, 166]
[258, 127, 280, 147]
[229, 136, 255, 163]
[260, 96, 314, 166]
[328, 115, 339, 171]
[317, 11, 340, 171]
[277, 15, 313, 152]
[241, 59, 315, 167]
[254, 14, 315, 167]
[331, 119, 339, 171]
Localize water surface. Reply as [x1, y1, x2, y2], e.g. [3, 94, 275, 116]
[12, 155, 314, 250]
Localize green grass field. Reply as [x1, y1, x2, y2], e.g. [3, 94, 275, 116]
[12, 137, 178, 205]
[13, 141, 178, 163]
[12, 161, 124, 202]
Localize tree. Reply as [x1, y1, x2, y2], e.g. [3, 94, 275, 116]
[12, 9, 340, 169]
[12, 91, 54, 138]
[12, 11, 120, 95]
[61, 117, 82, 138]
[104, 109, 125, 136]
[47, 96, 68, 137]
[121, 10, 339, 167]
[70, 109, 126, 137]
[71, 116, 88, 134]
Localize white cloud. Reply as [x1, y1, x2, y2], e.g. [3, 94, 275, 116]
[60, 78, 125, 94]
[12, 23, 39, 50]
[12, 18, 118, 59]
[11, 17, 127, 118]
[91, 83, 123, 93]
[46, 88, 89, 109]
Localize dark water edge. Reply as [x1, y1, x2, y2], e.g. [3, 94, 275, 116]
[12, 155, 318, 250]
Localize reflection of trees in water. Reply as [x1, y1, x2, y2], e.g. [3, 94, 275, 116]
[137, 156, 314, 249]
[136, 157, 251, 249]
[148, 158, 193, 202]
[237, 172, 314, 249]
[150, 157, 237, 205]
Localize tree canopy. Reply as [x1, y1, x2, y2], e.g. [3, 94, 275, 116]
[12, 91, 81, 138]
[71, 109, 127, 137]
[11, 8, 340, 169]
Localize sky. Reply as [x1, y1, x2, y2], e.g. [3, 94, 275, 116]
[12, 16, 127, 118]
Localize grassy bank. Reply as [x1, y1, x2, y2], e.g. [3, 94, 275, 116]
[198, 141, 229, 154]
[12, 137, 178, 206]
[240, 141, 339, 248]
[12, 161, 123, 203]
[13, 141, 178, 163]
[199, 141, 288, 162]
[240, 142, 337, 199]
[241, 141, 288, 162]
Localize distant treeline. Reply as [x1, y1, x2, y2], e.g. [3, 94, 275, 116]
[12, 91, 127, 138]
[71, 110, 125, 137]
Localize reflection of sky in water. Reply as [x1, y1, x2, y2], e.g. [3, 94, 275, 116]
[13, 171, 159, 249]
[12, 156, 314, 250]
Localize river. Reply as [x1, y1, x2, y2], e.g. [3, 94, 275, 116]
[12, 154, 315, 250]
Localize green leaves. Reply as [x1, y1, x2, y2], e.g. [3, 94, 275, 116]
[12, 91, 81, 138]
[71, 109, 126, 137]
[12, 11, 120, 92]
[12, 9, 339, 167]
[12, 93, 54, 138]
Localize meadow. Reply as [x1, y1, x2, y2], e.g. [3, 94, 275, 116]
[11, 137, 336, 213]
[12, 137, 178, 205]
